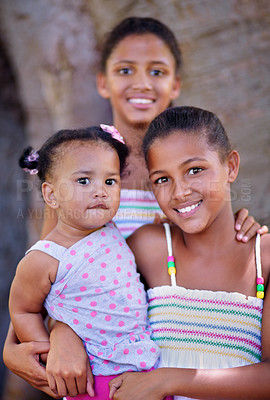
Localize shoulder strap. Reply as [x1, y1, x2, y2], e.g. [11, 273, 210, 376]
[26, 240, 67, 261]
[163, 223, 177, 286]
[255, 234, 262, 277]
[255, 234, 264, 299]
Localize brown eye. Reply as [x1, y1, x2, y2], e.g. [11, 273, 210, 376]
[188, 168, 203, 175]
[119, 68, 132, 75]
[105, 179, 116, 186]
[77, 178, 90, 185]
[155, 177, 168, 184]
[150, 69, 164, 76]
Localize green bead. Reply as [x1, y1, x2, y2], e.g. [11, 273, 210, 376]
[167, 261, 175, 269]
[257, 284, 264, 292]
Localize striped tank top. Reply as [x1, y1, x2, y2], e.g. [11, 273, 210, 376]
[147, 224, 263, 400]
[113, 189, 164, 238]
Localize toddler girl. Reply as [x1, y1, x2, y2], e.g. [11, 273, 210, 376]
[8, 125, 163, 400]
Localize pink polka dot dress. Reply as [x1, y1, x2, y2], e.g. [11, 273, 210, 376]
[26, 221, 160, 375]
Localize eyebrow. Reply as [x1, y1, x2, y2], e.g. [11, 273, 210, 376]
[112, 60, 170, 66]
[72, 170, 93, 176]
[72, 170, 119, 176]
[149, 157, 207, 177]
[182, 157, 207, 165]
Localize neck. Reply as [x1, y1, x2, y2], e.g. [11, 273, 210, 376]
[47, 219, 103, 247]
[114, 119, 151, 190]
[181, 204, 237, 254]
[114, 120, 148, 155]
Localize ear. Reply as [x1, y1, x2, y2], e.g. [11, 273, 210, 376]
[96, 72, 110, 99]
[42, 182, 58, 209]
[227, 150, 240, 183]
[170, 75, 181, 101]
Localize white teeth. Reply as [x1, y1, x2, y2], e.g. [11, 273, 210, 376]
[177, 200, 202, 214]
[128, 98, 153, 104]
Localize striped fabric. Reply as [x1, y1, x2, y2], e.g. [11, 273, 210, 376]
[113, 189, 164, 238]
[147, 286, 263, 371]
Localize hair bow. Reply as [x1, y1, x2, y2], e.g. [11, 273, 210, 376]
[23, 168, 39, 175]
[100, 124, 125, 144]
[23, 150, 39, 175]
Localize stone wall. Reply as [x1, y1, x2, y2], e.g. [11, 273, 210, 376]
[0, 0, 269, 398]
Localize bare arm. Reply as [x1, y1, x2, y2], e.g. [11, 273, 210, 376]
[2, 323, 59, 398]
[9, 251, 56, 344]
[46, 321, 95, 398]
[8, 251, 95, 398]
[110, 361, 270, 400]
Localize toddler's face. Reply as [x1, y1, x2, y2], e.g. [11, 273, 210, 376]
[48, 142, 121, 232]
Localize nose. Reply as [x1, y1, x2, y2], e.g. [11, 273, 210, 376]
[131, 69, 153, 91]
[172, 179, 191, 201]
[92, 182, 107, 198]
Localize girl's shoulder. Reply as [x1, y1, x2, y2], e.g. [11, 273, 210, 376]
[19, 245, 59, 284]
[127, 223, 167, 254]
[127, 223, 184, 287]
[127, 222, 183, 253]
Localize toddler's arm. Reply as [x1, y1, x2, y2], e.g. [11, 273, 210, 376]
[46, 321, 95, 398]
[9, 251, 56, 346]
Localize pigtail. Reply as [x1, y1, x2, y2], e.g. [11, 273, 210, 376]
[19, 146, 39, 175]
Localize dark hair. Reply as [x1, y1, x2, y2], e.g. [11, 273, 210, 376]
[143, 106, 232, 163]
[100, 17, 182, 73]
[19, 126, 129, 183]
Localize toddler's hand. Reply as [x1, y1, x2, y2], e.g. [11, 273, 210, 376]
[46, 321, 95, 398]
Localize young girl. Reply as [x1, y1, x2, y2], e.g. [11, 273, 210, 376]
[3, 17, 266, 397]
[108, 106, 270, 400]
[8, 126, 164, 400]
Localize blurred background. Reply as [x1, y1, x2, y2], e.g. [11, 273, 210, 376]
[0, 0, 269, 399]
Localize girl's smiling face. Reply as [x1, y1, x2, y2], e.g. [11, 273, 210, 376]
[97, 34, 180, 129]
[42, 142, 121, 233]
[147, 132, 239, 234]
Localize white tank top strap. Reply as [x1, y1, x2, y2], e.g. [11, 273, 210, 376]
[255, 233, 264, 299]
[255, 233, 262, 278]
[163, 223, 177, 287]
